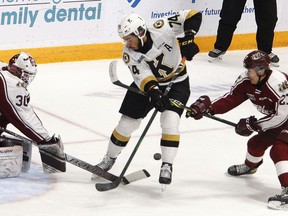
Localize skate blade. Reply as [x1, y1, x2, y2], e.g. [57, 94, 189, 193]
[267, 201, 288, 211]
[270, 62, 279, 67]
[208, 55, 224, 63]
[161, 184, 167, 192]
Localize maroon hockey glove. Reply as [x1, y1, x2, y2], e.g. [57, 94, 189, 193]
[148, 86, 170, 112]
[235, 116, 262, 136]
[186, 95, 212, 119]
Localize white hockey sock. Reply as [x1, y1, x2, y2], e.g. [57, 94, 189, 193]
[161, 146, 178, 164]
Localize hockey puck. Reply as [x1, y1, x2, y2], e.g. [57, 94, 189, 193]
[153, 153, 162, 160]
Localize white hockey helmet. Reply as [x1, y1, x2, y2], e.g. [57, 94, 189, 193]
[8, 52, 37, 85]
[118, 13, 147, 40]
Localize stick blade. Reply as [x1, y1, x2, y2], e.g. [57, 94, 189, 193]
[122, 169, 150, 185]
[109, 60, 119, 83]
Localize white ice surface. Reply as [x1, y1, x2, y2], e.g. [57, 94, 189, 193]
[1, 48, 288, 215]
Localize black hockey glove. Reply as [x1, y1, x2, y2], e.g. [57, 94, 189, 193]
[186, 95, 212, 119]
[177, 32, 199, 61]
[235, 116, 262, 136]
[148, 86, 170, 112]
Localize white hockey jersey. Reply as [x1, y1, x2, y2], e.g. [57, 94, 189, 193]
[121, 10, 198, 92]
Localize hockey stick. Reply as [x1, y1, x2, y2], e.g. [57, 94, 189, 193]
[203, 113, 237, 127]
[65, 154, 150, 185]
[109, 63, 237, 128]
[0, 127, 150, 185]
[95, 58, 186, 192]
[109, 60, 147, 96]
[169, 99, 237, 127]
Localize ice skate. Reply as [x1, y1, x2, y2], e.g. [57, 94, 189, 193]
[267, 187, 288, 210]
[268, 52, 280, 67]
[159, 163, 172, 191]
[91, 155, 116, 180]
[227, 161, 262, 176]
[208, 49, 226, 63]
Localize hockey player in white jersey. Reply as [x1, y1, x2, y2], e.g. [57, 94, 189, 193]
[0, 52, 66, 178]
[94, 10, 202, 185]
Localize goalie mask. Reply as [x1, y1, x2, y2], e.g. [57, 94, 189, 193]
[8, 52, 37, 86]
[243, 50, 270, 73]
[118, 13, 147, 46]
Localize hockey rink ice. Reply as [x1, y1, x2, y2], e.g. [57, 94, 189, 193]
[1, 48, 288, 215]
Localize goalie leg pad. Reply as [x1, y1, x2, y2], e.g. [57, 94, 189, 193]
[21, 142, 32, 172]
[0, 136, 31, 173]
[0, 145, 23, 178]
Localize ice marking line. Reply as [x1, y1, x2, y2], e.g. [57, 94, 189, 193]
[63, 126, 229, 144]
[33, 105, 109, 139]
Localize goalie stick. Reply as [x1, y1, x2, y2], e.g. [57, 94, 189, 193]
[109, 62, 237, 128]
[65, 154, 150, 185]
[0, 127, 150, 185]
[96, 58, 186, 192]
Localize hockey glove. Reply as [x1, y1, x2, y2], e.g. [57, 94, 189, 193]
[38, 134, 66, 173]
[177, 32, 199, 61]
[235, 116, 262, 136]
[40, 134, 59, 144]
[148, 86, 170, 112]
[186, 95, 212, 119]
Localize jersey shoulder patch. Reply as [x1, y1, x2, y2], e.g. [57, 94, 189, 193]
[153, 19, 165, 29]
[123, 52, 130, 64]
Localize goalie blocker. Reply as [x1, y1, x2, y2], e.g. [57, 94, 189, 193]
[38, 135, 66, 173]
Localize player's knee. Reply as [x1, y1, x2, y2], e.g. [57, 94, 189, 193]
[160, 111, 180, 134]
[116, 115, 142, 137]
[270, 142, 288, 163]
[270, 129, 288, 163]
[277, 129, 288, 144]
[0, 141, 23, 178]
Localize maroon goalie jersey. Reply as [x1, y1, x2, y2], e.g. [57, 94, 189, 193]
[0, 63, 50, 142]
[211, 69, 288, 132]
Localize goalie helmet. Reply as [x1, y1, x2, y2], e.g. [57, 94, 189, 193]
[118, 13, 147, 39]
[8, 52, 37, 85]
[243, 50, 270, 70]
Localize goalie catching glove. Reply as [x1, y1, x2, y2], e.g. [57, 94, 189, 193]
[177, 30, 199, 61]
[38, 135, 66, 173]
[148, 86, 170, 112]
[186, 95, 213, 119]
[235, 116, 262, 136]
